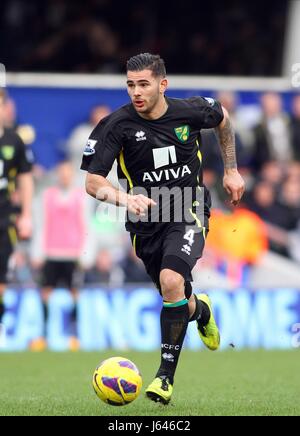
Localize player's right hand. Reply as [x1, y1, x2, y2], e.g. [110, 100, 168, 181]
[223, 169, 245, 206]
[127, 194, 157, 217]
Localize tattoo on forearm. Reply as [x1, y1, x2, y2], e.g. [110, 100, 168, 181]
[216, 118, 237, 170]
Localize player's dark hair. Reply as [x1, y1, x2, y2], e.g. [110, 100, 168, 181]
[127, 53, 166, 78]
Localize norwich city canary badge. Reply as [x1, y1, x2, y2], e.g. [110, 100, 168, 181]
[175, 125, 190, 143]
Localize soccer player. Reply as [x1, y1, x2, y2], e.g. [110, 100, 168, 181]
[81, 53, 245, 404]
[32, 161, 86, 351]
[0, 89, 33, 328]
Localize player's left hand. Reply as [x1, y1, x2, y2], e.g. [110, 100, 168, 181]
[223, 169, 245, 206]
[17, 214, 33, 240]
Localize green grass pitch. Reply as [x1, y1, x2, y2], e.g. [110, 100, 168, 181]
[0, 350, 299, 416]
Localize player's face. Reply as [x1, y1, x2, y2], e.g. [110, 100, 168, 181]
[127, 69, 167, 115]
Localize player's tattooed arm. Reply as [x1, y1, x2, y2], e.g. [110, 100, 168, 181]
[215, 108, 237, 170]
[215, 107, 245, 205]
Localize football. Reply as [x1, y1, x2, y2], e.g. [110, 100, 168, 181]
[92, 357, 142, 406]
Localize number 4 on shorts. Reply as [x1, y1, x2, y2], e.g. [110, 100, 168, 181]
[184, 230, 195, 246]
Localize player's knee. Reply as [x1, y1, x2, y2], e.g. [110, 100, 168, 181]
[160, 269, 185, 302]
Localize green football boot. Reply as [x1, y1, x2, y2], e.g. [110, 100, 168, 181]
[145, 376, 173, 405]
[197, 293, 220, 351]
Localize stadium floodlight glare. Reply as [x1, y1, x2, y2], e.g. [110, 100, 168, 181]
[0, 64, 6, 87]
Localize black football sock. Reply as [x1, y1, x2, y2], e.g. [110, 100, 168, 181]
[0, 295, 4, 324]
[70, 303, 78, 337]
[189, 294, 210, 326]
[42, 302, 48, 338]
[156, 299, 190, 385]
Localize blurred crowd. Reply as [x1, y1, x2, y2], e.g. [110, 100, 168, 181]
[3, 90, 300, 289]
[0, 0, 288, 76]
[202, 92, 300, 265]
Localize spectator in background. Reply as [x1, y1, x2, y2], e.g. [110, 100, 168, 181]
[279, 178, 300, 229]
[67, 104, 115, 257]
[206, 208, 268, 287]
[0, 0, 287, 76]
[84, 249, 123, 287]
[31, 161, 87, 350]
[23, 16, 122, 73]
[245, 176, 300, 258]
[244, 179, 285, 256]
[290, 94, 300, 162]
[3, 96, 36, 147]
[3, 97, 17, 129]
[79, 201, 128, 271]
[67, 105, 111, 187]
[249, 176, 300, 233]
[120, 247, 152, 284]
[259, 161, 284, 187]
[287, 161, 300, 182]
[7, 242, 35, 286]
[245, 180, 279, 224]
[252, 93, 293, 172]
[75, 105, 125, 270]
[216, 91, 253, 169]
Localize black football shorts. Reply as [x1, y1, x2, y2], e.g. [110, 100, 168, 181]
[41, 260, 77, 289]
[131, 222, 208, 293]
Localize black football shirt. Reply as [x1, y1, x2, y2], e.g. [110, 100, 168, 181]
[0, 128, 33, 229]
[81, 96, 224, 235]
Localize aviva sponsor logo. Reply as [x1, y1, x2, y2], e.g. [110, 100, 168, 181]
[143, 146, 191, 183]
[143, 166, 191, 183]
[153, 146, 177, 170]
